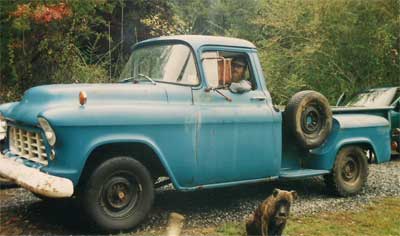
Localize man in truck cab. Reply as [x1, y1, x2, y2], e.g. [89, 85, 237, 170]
[229, 56, 252, 93]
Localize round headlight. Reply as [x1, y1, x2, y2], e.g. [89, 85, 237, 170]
[38, 117, 56, 146]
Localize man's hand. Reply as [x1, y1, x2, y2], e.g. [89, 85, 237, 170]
[229, 80, 252, 93]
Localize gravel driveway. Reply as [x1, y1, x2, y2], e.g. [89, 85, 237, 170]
[1, 156, 399, 235]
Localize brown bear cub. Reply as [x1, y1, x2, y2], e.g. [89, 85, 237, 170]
[246, 188, 298, 236]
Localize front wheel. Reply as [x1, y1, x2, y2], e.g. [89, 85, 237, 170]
[0, 176, 17, 189]
[80, 156, 154, 232]
[324, 146, 369, 197]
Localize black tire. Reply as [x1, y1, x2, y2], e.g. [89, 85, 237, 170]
[285, 90, 332, 149]
[0, 176, 18, 189]
[324, 146, 369, 197]
[32, 192, 72, 202]
[33, 192, 54, 201]
[80, 156, 154, 232]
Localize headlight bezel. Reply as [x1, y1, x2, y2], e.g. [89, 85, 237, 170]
[38, 117, 56, 146]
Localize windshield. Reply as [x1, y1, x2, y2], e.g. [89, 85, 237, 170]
[346, 87, 397, 107]
[120, 44, 199, 85]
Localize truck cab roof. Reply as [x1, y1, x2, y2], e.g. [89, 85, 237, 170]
[136, 35, 256, 50]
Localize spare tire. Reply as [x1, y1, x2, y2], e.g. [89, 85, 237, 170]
[284, 90, 332, 149]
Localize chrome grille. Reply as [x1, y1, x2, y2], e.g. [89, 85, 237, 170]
[9, 126, 48, 165]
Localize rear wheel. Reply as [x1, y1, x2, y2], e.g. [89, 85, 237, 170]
[80, 156, 154, 232]
[324, 146, 369, 197]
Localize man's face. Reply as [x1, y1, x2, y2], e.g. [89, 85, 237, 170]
[231, 62, 245, 83]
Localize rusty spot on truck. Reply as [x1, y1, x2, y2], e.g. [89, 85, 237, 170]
[196, 185, 204, 190]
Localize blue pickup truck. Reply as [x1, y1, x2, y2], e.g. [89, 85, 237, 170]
[0, 35, 392, 231]
[334, 87, 400, 157]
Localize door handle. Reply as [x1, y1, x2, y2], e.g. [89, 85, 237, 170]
[250, 96, 266, 101]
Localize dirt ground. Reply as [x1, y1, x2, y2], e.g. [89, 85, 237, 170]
[1, 156, 399, 235]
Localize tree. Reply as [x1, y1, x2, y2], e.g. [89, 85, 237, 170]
[253, 0, 400, 104]
[0, 0, 177, 102]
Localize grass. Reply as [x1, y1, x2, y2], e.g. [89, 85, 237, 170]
[216, 197, 400, 236]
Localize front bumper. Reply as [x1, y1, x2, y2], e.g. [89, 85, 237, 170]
[0, 153, 74, 198]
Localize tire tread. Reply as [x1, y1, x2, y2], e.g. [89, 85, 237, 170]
[325, 146, 369, 197]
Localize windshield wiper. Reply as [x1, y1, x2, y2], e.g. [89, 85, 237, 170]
[205, 85, 232, 102]
[119, 76, 137, 83]
[177, 52, 191, 82]
[119, 74, 156, 85]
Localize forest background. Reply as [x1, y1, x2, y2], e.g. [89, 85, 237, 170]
[0, 0, 399, 104]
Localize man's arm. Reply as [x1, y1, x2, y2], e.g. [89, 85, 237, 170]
[229, 80, 252, 93]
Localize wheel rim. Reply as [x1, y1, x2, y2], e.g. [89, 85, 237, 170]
[101, 172, 141, 218]
[301, 105, 323, 135]
[341, 156, 360, 184]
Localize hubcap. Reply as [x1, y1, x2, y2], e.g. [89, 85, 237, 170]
[341, 156, 360, 183]
[301, 105, 323, 134]
[101, 174, 141, 218]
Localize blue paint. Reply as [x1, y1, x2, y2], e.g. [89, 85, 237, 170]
[0, 35, 392, 192]
[307, 115, 391, 169]
[279, 169, 330, 179]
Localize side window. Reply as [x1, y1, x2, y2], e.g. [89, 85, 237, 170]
[392, 88, 400, 105]
[201, 51, 256, 91]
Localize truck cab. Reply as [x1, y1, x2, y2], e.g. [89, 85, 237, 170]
[0, 35, 392, 232]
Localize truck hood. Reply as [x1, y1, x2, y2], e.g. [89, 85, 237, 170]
[0, 83, 177, 125]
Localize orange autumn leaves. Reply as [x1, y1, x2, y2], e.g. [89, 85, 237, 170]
[10, 3, 71, 24]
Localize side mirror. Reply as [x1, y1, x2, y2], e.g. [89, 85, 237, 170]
[217, 58, 232, 86]
[202, 55, 231, 88]
[336, 93, 346, 106]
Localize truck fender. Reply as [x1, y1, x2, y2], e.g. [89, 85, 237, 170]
[81, 135, 181, 189]
[333, 137, 390, 164]
[309, 137, 390, 170]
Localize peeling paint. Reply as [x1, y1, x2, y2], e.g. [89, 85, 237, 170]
[0, 153, 73, 198]
[196, 185, 204, 190]
[334, 114, 390, 129]
[194, 91, 213, 103]
[194, 111, 202, 162]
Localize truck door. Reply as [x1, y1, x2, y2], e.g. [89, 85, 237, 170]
[191, 50, 280, 185]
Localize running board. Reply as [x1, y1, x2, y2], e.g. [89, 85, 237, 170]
[279, 169, 330, 179]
